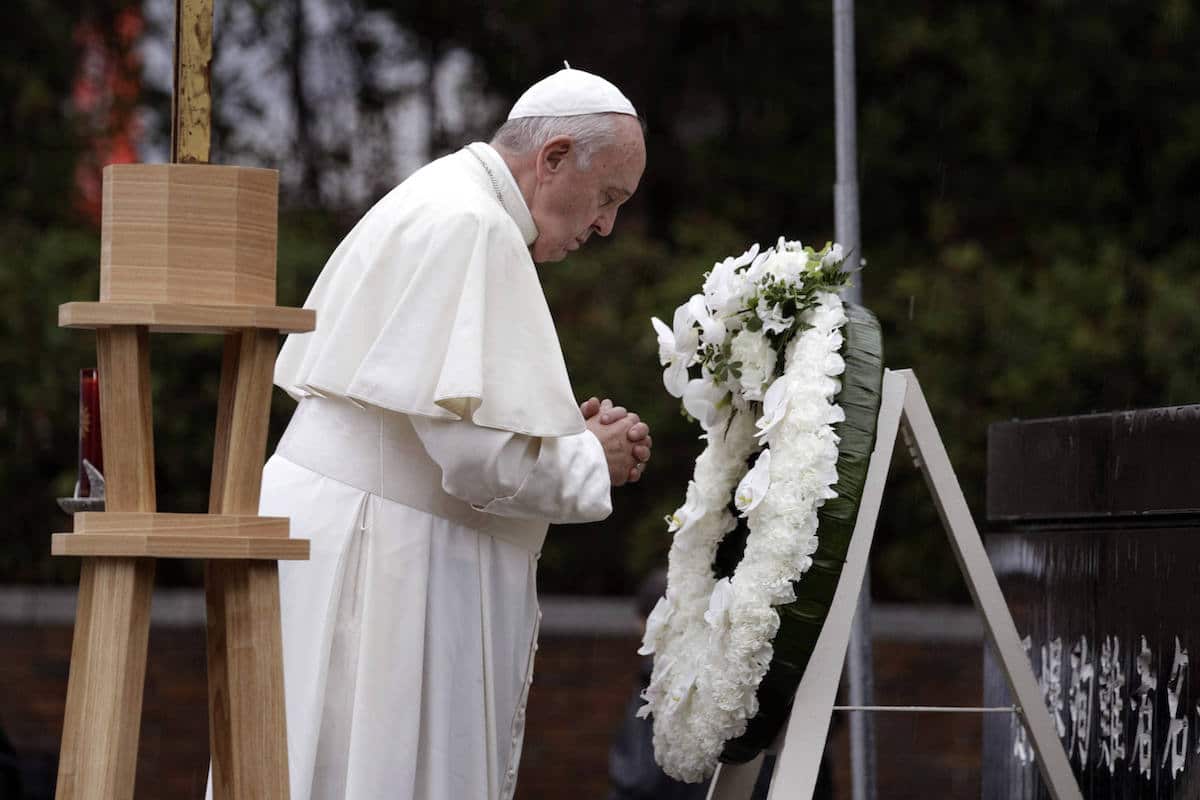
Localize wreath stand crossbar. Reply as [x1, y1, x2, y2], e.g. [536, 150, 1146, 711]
[706, 369, 1083, 800]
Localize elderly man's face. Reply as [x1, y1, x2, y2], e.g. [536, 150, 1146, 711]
[528, 116, 646, 263]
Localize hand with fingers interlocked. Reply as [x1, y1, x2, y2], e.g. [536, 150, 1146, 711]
[580, 396, 653, 487]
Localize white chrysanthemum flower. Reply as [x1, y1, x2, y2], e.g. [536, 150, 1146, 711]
[763, 248, 806, 284]
[730, 329, 776, 401]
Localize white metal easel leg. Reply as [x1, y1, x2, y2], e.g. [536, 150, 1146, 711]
[706, 369, 1083, 800]
[705, 752, 764, 800]
[896, 370, 1081, 800]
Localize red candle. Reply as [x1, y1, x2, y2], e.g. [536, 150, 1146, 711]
[79, 368, 103, 497]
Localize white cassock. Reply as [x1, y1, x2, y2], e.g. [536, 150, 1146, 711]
[215, 143, 613, 800]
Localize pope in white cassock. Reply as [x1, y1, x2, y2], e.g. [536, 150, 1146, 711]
[237, 68, 650, 800]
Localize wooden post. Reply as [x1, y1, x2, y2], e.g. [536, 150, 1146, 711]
[56, 328, 157, 800]
[206, 330, 290, 799]
[169, 2, 292, 793]
[171, 0, 214, 164]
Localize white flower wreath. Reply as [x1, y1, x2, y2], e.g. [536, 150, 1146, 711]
[640, 239, 851, 782]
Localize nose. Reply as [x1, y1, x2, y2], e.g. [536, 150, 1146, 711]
[593, 207, 618, 237]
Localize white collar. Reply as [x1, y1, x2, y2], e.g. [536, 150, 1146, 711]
[463, 143, 539, 247]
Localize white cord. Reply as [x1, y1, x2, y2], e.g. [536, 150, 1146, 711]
[833, 705, 1018, 715]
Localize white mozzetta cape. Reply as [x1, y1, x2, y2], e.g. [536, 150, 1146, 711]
[274, 143, 586, 438]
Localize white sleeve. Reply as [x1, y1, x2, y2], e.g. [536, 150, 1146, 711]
[409, 416, 613, 524]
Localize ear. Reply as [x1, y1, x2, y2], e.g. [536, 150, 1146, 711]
[537, 135, 574, 178]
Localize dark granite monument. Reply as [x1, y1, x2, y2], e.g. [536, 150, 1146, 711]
[984, 405, 1200, 799]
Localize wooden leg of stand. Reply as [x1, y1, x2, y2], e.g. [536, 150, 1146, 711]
[206, 330, 290, 800]
[57, 559, 156, 800]
[57, 327, 157, 800]
[209, 330, 275, 514]
[206, 561, 290, 799]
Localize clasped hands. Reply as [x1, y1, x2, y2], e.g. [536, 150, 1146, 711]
[580, 397, 652, 487]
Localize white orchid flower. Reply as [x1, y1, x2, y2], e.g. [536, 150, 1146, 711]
[735, 242, 761, 265]
[734, 448, 772, 515]
[686, 293, 726, 346]
[636, 654, 676, 718]
[683, 376, 730, 432]
[755, 296, 794, 335]
[638, 595, 675, 655]
[664, 480, 705, 533]
[651, 302, 699, 398]
[821, 242, 845, 268]
[697, 245, 761, 338]
[744, 249, 770, 284]
[703, 244, 760, 319]
[703, 577, 734, 631]
[640, 654, 697, 719]
[664, 661, 699, 715]
[755, 376, 790, 443]
[702, 259, 739, 317]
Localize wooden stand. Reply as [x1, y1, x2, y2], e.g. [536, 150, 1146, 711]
[706, 370, 1084, 800]
[52, 5, 313, 797]
[53, 318, 312, 800]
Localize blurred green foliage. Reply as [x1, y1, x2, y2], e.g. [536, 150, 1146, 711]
[3, 1, 1199, 601]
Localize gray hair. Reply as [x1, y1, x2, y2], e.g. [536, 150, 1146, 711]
[490, 113, 622, 170]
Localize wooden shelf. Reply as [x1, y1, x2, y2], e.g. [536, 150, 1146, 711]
[51, 533, 308, 560]
[71, 511, 289, 536]
[52, 512, 310, 560]
[59, 301, 315, 334]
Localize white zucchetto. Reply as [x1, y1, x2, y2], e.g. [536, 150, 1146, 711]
[507, 65, 637, 120]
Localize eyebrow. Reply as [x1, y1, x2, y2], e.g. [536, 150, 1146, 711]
[608, 187, 633, 200]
